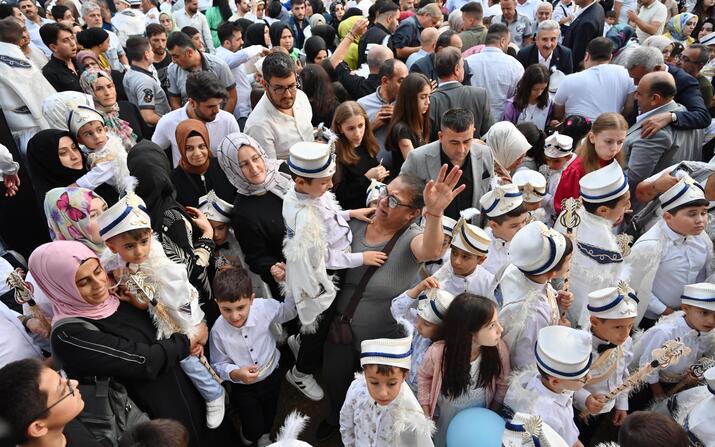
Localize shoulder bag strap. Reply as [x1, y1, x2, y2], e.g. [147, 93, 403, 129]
[341, 224, 411, 322]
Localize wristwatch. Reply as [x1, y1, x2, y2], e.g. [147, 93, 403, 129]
[671, 112, 678, 123]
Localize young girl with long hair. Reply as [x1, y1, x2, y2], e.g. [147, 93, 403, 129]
[553, 112, 628, 214]
[503, 64, 552, 130]
[385, 73, 432, 175]
[331, 101, 389, 210]
[417, 293, 511, 447]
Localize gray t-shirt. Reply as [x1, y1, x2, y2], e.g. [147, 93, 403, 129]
[123, 65, 171, 116]
[336, 220, 423, 348]
[494, 14, 533, 48]
[166, 52, 236, 105]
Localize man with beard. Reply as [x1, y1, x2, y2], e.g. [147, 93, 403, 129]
[244, 51, 313, 160]
[152, 71, 239, 167]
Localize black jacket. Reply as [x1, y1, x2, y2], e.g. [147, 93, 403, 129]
[170, 159, 237, 207]
[516, 44, 573, 74]
[410, 53, 473, 86]
[562, 2, 604, 70]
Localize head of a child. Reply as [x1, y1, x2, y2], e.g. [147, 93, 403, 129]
[209, 220, 229, 245]
[362, 363, 408, 406]
[118, 419, 189, 447]
[576, 112, 627, 173]
[415, 314, 442, 340]
[292, 173, 333, 198]
[289, 141, 335, 198]
[449, 245, 485, 277]
[544, 153, 571, 171]
[590, 316, 635, 346]
[663, 199, 709, 237]
[487, 204, 528, 241]
[618, 411, 688, 447]
[526, 236, 573, 283]
[105, 228, 152, 265]
[605, 10, 616, 25]
[440, 234, 453, 255]
[440, 294, 503, 398]
[583, 189, 631, 227]
[213, 266, 255, 328]
[539, 368, 589, 393]
[0, 359, 85, 445]
[76, 119, 108, 150]
[682, 303, 715, 333]
[332, 100, 377, 154]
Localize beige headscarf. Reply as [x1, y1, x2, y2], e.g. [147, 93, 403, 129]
[485, 121, 532, 173]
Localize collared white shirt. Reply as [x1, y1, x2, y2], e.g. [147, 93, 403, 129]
[646, 223, 708, 318]
[574, 335, 633, 413]
[434, 262, 495, 298]
[516, 0, 541, 20]
[537, 49, 553, 68]
[466, 46, 525, 122]
[481, 226, 510, 276]
[244, 89, 314, 160]
[209, 297, 297, 384]
[215, 45, 263, 120]
[527, 375, 580, 446]
[145, 6, 160, 24]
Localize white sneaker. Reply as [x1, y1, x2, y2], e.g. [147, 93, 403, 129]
[287, 334, 300, 360]
[285, 366, 324, 401]
[205, 393, 225, 429]
[257, 433, 272, 447]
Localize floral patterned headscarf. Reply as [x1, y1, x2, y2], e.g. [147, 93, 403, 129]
[668, 13, 697, 42]
[44, 187, 107, 255]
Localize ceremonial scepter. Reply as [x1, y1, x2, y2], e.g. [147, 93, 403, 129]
[666, 356, 715, 397]
[579, 338, 691, 419]
[125, 270, 223, 385]
[558, 197, 581, 318]
[6, 268, 51, 334]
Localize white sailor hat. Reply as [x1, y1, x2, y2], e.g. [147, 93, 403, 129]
[287, 142, 336, 179]
[441, 215, 457, 237]
[502, 413, 568, 447]
[267, 411, 312, 447]
[451, 217, 491, 257]
[684, 367, 715, 447]
[536, 326, 592, 380]
[509, 221, 567, 276]
[365, 179, 385, 207]
[417, 289, 456, 325]
[67, 105, 104, 137]
[579, 160, 628, 204]
[681, 282, 715, 312]
[700, 31, 715, 46]
[543, 131, 574, 159]
[479, 183, 523, 217]
[360, 334, 412, 370]
[96, 192, 151, 241]
[198, 190, 234, 223]
[512, 170, 547, 203]
[587, 281, 639, 319]
[660, 175, 706, 213]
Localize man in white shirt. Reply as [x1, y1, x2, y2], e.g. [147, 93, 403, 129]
[142, 0, 161, 24]
[244, 51, 313, 160]
[152, 71, 239, 167]
[215, 21, 266, 129]
[81, 2, 129, 71]
[18, 0, 51, 56]
[466, 22, 524, 121]
[174, 0, 215, 53]
[553, 37, 635, 121]
[614, 0, 636, 24]
[516, 0, 541, 21]
[629, 0, 667, 43]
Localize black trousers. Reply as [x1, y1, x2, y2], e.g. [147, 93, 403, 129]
[295, 304, 336, 374]
[575, 411, 619, 446]
[230, 367, 282, 442]
[322, 339, 361, 426]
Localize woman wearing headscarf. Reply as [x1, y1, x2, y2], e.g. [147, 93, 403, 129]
[34, 240, 208, 447]
[664, 13, 699, 46]
[244, 22, 271, 47]
[170, 119, 235, 207]
[337, 15, 362, 69]
[485, 121, 532, 183]
[311, 24, 337, 51]
[26, 129, 118, 208]
[304, 35, 328, 64]
[76, 27, 112, 72]
[269, 21, 301, 61]
[75, 50, 128, 100]
[159, 11, 178, 33]
[127, 141, 216, 318]
[216, 132, 292, 298]
[80, 68, 145, 151]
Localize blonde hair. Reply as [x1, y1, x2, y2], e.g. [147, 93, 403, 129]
[575, 112, 628, 174]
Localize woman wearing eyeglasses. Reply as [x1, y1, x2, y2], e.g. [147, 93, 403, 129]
[29, 240, 211, 447]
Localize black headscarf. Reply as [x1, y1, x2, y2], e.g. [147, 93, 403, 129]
[310, 24, 337, 51]
[303, 36, 327, 63]
[76, 27, 109, 49]
[269, 21, 292, 47]
[235, 18, 254, 37]
[245, 22, 269, 47]
[26, 130, 87, 205]
[127, 140, 189, 232]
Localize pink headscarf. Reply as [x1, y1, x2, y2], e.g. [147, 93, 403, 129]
[29, 240, 120, 324]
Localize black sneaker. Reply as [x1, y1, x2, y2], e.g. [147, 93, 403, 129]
[315, 420, 338, 441]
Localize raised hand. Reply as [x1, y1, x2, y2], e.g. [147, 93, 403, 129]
[423, 164, 465, 216]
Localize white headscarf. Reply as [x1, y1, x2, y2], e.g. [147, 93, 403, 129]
[485, 121, 532, 172]
[216, 132, 293, 198]
[42, 91, 95, 131]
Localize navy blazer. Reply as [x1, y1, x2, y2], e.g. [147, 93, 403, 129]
[562, 2, 604, 70]
[516, 44, 573, 74]
[667, 64, 711, 131]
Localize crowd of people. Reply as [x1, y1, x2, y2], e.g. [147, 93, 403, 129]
[1, 0, 715, 444]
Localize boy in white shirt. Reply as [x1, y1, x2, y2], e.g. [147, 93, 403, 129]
[540, 132, 575, 222]
[339, 332, 435, 447]
[209, 266, 297, 446]
[504, 325, 593, 447]
[678, 367, 715, 446]
[627, 175, 712, 329]
[498, 221, 574, 369]
[479, 183, 527, 277]
[573, 282, 637, 442]
[198, 190, 243, 271]
[513, 169, 548, 225]
[420, 215, 457, 278]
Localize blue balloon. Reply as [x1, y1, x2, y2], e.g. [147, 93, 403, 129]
[446, 407, 506, 447]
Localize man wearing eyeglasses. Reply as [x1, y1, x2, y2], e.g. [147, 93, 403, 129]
[244, 51, 314, 160]
[0, 358, 102, 446]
